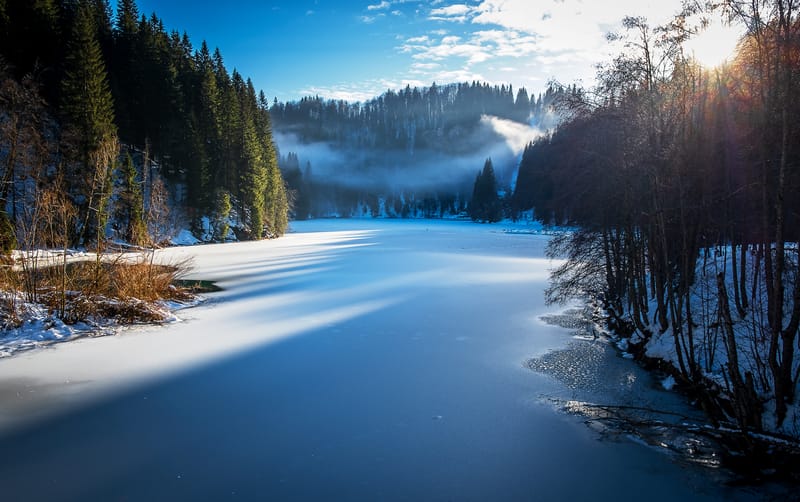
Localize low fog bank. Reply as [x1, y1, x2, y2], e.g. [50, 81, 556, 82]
[275, 115, 544, 197]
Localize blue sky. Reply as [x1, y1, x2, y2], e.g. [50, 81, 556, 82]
[128, 1, 723, 103]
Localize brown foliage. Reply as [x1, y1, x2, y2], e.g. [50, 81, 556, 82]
[3, 255, 193, 325]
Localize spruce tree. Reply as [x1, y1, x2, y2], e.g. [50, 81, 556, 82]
[195, 41, 221, 210]
[110, 0, 139, 142]
[231, 76, 265, 238]
[115, 0, 139, 36]
[91, 0, 113, 56]
[514, 87, 530, 123]
[61, 0, 116, 155]
[60, 0, 118, 246]
[254, 89, 288, 236]
[469, 158, 501, 223]
[212, 190, 232, 241]
[116, 152, 147, 245]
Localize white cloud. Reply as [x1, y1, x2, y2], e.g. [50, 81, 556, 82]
[299, 0, 694, 102]
[430, 4, 472, 17]
[400, 28, 539, 67]
[430, 68, 486, 84]
[368, 1, 391, 10]
[403, 34, 492, 65]
[418, 1, 687, 61]
[411, 62, 441, 71]
[467, 0, 680, 34]
[406, 35, 431, 44]
[361, 14, 386, 24]
[429, 4, 473, 23]
[473, 30, 539, 57]
[366, 0, 417, 11]
[393, 0, 690, 96]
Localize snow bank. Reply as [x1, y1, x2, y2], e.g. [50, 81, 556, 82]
[0, 313, 92, 358]
[170, 229, 201, 246]
[0, 294, 195, 359]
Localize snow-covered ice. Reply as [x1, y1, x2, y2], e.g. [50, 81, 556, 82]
[0, 220, 762, 500]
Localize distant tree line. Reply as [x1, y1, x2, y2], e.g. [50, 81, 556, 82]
[514, 3, 799, 434]
[0, 0, 289, 251]
[271, 82, 566, 151]
[275, 82, 576, 219]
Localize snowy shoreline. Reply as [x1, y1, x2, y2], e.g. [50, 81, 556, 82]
[0, 295, 203, 359]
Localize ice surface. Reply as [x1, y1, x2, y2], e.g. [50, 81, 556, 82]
[0, 220, 763, 500]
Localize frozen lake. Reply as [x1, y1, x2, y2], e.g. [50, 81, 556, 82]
[0, 220, 755, 500]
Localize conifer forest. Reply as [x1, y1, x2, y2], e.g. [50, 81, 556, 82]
[1, 0, 289, 249]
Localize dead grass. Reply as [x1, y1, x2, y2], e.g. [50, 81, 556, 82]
[1, 254, 196, 325]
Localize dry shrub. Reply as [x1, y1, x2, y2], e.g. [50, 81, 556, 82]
[0, 264, 19, 292]
[4, 254, 195, 325]
[35, 255, 193, 301]
[107, 256, 193, 301]
[0, 295, 22, 329]
[55, 294, 166, 325]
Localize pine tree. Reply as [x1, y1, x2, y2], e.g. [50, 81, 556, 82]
[254, 88, 288, 236]
[236, 76, 267, 238]
[62, 0, 116, 153]
[60, 0, 118, 246]
[91, 0, 113, 56]
[217, 68, 241, 193]
[115, 0, 139, 36]
[194, 40, 221, 211]
[469, 158, 501, 223]
[115, 152, 147, 245]
[211, 189, 232, 241]
[109, 0, 139, 141]
[514, 87, 530, 123]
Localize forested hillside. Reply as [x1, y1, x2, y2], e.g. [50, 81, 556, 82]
[0, 0, 288, 249]
[272, 82, 574, 219]
[512, 5, 800, 435]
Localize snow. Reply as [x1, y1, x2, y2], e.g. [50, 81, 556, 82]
[0, 293, 195, 359]
[10, 248, 91, 269]
[628, 246, 800, 438]
[0, 219, 762, 500]
[170, 229, 200, 246]
[0, 302, 90, 358]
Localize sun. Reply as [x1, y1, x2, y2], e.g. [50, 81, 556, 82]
[684, 19, 743, 69]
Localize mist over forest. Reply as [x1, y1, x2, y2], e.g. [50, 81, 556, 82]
[271, 82, 574, 219]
